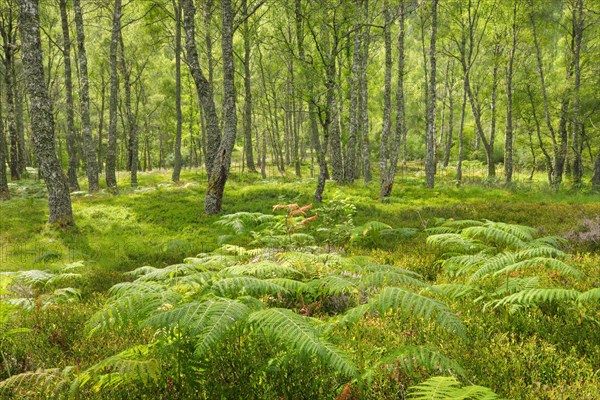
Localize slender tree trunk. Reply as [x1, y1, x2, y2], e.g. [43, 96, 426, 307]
[14, 69, 26, 174]
[504, 2, 517, 185]
[571, 0, 584, 185]
[344, 13, 362, 183]
[172, 0, 183, 182]
[118, 33, 138, 186]
[380, 2, 406, 199]
[443, 62, 454, 168]
[592, 149, 600, 190]
[97, 71, 106, 172]
[527, 85, 553, 184]
[530, 4, 567, 188]
[359, 6, 371, 182]
[74, 0, 99, 191]
[326, 58, 343, 182]
[242, 0, 256, 173]
[425, 0, 438, 188]
[379, 2, 393, 198]
[19, 0, 73, 225]
[59, 0, 80, 191]
[0, 78, 9, 199]
[488, 59, 498, 178]
[204, 0, 236, 214]
[1, 13, 20, 181]
[182, 0, 220, 179]
[456, 77, 467, 184]
[105, 0, 121, 192]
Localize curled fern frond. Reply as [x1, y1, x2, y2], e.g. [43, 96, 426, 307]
[248, 308, 358, 377]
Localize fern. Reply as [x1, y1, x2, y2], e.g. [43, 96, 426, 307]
[408, 376, 502, 399]
[462, 225, 527, 249]
[72, 345, 160, 393]
[0, 366, 74, 398]
[371, 287, 465, 338]
[248, 308, 358, 377]
[363, 345, 465, 383]
[206, 276, 290, 297]
[221, 260, 304, 279]
[492, 257, 584, 280]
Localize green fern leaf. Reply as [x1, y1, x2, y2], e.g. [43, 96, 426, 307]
[248, 308, 358, 377]
[408, 376, 502, 399]
[372, 287, 465, 338]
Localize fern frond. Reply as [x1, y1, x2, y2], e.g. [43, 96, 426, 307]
[426, 233, 481, 253]
[248, 308, 357, 377]
[579, 287, 600, 302]
[485, 221, 537, 242]
[360, 271, 429, 290]
[363, 345, 465, 383]
[86, 282, 182, 334]
[0, 366, 74, 398]
[529, 236, 568, 248]
[73, 345, 160, 393]
[307, 275, 359, 296]
[134, 263, 205, 282]
[372, 287, 465, 338]
[469, 253, 517, 282]
[351, 221, 393, 239]
[264, 278, 309, 294]
[494, 277, 541, 296]
[462, 225, 526, 249]
[490, 288, 579, 308]
[192, 298, 252, 355]
[441, 219, 485, 229]
[432, 284, 482, 299]
[207, 276, 289, 297]
[493, 257, 584, 280]
[441, 254, 487, 276]
[408, 376, 502, 399]
[515, 246, 566, 259]
[221, 261, 303, 279]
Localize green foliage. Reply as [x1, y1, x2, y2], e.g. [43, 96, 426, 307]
[408, 376, 502, 400]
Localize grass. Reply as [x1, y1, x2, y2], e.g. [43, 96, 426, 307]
[1, 167, 599, 399]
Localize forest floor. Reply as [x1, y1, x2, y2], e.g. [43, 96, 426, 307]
[1, 168, 599, 399]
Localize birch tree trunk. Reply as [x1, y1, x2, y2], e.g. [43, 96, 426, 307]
[379, 2, 393, 198]
[105, 0, 121, 192]
[204, 0, 236, 214]
[344, 11, 361, 183]
[0, 78, 9, 199]
[118, 32, 138, 186]
[59, 0, 80, 191]
[171, 0, 183, 182]
[181, 0, 220, 179]
[1, 11, 20, 181]
[242, 0, 256, 173]
[504, 2, 517, 185]
[571, 0, 584, 185]
[19, 0, 73, 226]
[425, 0, 438, 189]
[73, 0, 98, 191]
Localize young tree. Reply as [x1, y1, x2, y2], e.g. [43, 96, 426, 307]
[19, 0, 73, 226]
[0, 78, 9, 199]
